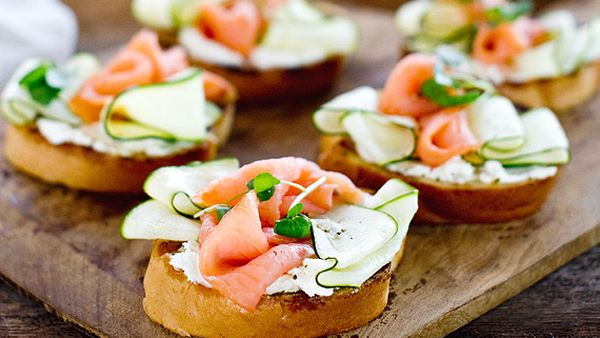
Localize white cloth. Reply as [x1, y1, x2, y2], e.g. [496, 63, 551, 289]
[0, 0, 78, 85]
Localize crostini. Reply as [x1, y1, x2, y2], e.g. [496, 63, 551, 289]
[133, 0, 359, 102]
[395, 0, 600, 111]
[314, 51, 570, 224]
[121, 157, 418, 337]
[1, 30, 237, 193]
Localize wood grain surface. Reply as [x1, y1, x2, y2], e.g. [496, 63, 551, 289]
[0, 1, 599, 337]
[2, 245, 598, 337]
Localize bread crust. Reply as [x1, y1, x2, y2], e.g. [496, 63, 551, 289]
[190, 57, 344, 102]
[318, 136, 559, 224]
[2, 104, 234, 193]
[143, 240, 395, 338]
[498, 62, 600, 113]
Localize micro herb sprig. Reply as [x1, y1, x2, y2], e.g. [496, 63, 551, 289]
[273, 176, 327, 239]
[193, 173, 327, 224]
[246, 172, 281, 202]
[274, 205, 312, 238]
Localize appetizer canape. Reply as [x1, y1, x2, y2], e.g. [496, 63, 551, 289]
[314, 51, 570, 224]
[395, 0, 600, 111]
[0, 30, 237, 193]
[121, 157, 418, 337]
[133, 0, 359, 101]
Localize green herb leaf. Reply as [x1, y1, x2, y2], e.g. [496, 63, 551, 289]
[287, 203, 304, 218]
[485, 0, 533, 25]
[441, 24, 478, 46]
[274, 214, 312, 239]
[216, 205, 231, 221]
[19, 63, 61, 106]
[247, 173, 281, 202]
[421, 78, 484, 107]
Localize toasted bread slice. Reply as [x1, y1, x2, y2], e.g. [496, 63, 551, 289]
[143, 240, 402, 338]
[318, 136, 558, 224]
[498, 62, 600, 113]
[2, 103, 235, 193]
[190, 57, 344, 102]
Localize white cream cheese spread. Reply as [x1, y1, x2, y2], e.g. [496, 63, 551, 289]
[169, 240, 335, 297]
[387, 156, 557, 184]
[169, 241, 211, 287]
[179, 28, 331, 71]
[36, 118, 197, 158]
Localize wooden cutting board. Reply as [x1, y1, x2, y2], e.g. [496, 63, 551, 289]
[0, 3, 599, 338]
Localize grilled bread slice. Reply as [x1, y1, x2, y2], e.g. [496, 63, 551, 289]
[143, 240, 404, 338]
[319, 136, 558, 224]
[3, 103, 235, 193]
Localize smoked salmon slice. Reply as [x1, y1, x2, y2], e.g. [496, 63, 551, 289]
[259, 184, 290, 226]
[279, 196, 326, 217]
[416, 107, 480, 167]
[263, 227, 312, 245]
[207, 244, 310, 311]
[91, 50, 154, 95]
[127, 29, 189, 81]
[69, 29, 235, 123]
[67, 82, 113, 123]
[198, 189, 310, 310]
[198, 0, 262, 56]
[196, 157, 303, 206]
[378, 54, 441, 117]
[199, 191, 269, 276]
[195, 157, 365, 215]
[472, 17, 545, 65]
[199, 213, 218, 244]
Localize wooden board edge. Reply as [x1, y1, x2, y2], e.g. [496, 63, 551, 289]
[412, 223, 600, 338]
[0, 273, 107, 338]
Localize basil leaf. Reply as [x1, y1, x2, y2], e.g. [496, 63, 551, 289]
[485, 0, 533, 25]
[274, 214, 312, 239]
[287, 203, 304, 218]
[216, 205, 231, 221]
[246, 172, 281, 202]
[421, 79, 483, 107]
[19, 63, 61, 106]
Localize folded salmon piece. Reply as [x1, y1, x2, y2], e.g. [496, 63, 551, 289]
[416, 107, 480, 167]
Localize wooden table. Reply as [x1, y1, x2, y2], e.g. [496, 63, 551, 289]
[0, 0, 599, 337]
[1, 245, 598, 337]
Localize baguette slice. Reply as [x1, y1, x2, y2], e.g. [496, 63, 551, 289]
[498, 62, 600, 113]
[143, 240, 403, 338]
[319, 136, 558, 224]
[190, 57, 344, 102]
[3, 103, 235, 193]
